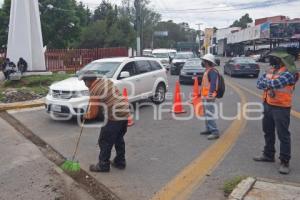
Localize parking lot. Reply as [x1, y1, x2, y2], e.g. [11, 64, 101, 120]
[7, 58, 300, 200]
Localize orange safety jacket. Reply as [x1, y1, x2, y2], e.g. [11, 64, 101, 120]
[201, 67, 218, 98]
[263, 66, 295, 108]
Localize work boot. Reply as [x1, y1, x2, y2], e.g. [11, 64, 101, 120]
[111, 158, 126, 170]
[279, 161, 290, 175]
[89, 163, 110, 173]
[200, 130, 211, 135]
[207, 134, 219, 140]
[253, 154, 275, 162]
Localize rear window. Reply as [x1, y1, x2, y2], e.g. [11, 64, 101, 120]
[234, 58, 256, 64]
[175, 53, 194, 59]
[149, 60, 162, 71]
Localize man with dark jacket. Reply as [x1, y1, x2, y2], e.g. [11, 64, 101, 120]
[254, 49, 298, 174]
[79, 71, 130, 173]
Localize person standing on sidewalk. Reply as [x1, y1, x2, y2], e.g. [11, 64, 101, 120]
[199, 54, 220, 140]
[254, 49, 298, 175]
[79, 71, 130, 173]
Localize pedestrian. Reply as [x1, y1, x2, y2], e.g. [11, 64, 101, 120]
[1, 58, 10, 80]
[199, 54, 220, 140]
[79, 71, 130, 173]
[17, 57, 28, 74]
[254, 49, 298, 175]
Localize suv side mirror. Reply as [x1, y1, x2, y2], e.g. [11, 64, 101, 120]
[120, 71, 130, 79]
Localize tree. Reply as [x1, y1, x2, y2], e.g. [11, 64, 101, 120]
[39, 0, 85, 48]
[230, 13, 253, 29]
[0, 0, 11, 48]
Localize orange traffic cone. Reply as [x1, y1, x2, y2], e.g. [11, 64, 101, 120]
[123, 88, 134, 127]
[172, 81, 186, 114]
[192, 77, 199, 105]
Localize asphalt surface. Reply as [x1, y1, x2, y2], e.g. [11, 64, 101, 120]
[9, 58, 300, 200]
[190, 58, 300, 200]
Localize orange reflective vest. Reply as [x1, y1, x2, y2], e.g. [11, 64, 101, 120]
[201, 68, 218, 98]
[263, 66, 295, 108]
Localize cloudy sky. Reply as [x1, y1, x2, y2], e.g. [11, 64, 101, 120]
[1, 0, 300, 29]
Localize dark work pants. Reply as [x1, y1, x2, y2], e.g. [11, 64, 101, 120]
[98, 120, 128, 168]
[262, 103, 291, 162]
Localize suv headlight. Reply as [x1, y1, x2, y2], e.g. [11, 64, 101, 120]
[72, 90, 90, 98]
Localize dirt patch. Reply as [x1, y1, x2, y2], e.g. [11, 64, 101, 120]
[1, 88, 43, 103]
[0, 111, 121, 200]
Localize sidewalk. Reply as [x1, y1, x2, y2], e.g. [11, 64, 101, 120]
[0, 117, 94, 200]
[230, 177, 300, 200]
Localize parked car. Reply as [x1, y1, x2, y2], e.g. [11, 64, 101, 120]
[224, 57, 260, 78]
[179, 58, 205, 84]
[46, 57, 168, 117]
[152, 49, 173, 70]
[170, 51, 196, 75]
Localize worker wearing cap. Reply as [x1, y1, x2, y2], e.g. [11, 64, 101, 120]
[254, 49, 298, 175]
[200, 54, 220, 140]
[79, 71, 130, 173]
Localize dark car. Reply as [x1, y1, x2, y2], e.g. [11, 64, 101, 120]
[179, 58, 205, 84]
[224, 57, 260, 78]
[171, 52, 196, 75]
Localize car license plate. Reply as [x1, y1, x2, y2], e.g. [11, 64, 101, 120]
[193, 73, 197, 76]
[52, 105, 62, 112]
[245, 66, 251, 69]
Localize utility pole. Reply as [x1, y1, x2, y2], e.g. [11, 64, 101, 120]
[196, 23, 203, 56]
[134, 0, 141, 56]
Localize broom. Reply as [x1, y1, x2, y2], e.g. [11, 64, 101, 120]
[60, 117, 86, 173]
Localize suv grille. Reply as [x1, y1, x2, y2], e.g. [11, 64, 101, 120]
[52, 90, 73, 99]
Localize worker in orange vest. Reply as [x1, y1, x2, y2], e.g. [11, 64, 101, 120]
[199, 54, 220, 140]
[254, 49, 298, 175]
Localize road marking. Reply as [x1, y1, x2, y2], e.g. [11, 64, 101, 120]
[231, 82, 300, 120]
[151, 80, 247, 200]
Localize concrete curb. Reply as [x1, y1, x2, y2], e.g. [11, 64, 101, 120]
[229, 177, 256, 200]
[0, 98, 45, 111]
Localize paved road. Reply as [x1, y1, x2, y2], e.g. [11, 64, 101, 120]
[190, 58, 300, 200]
[9, 58, 300, 200]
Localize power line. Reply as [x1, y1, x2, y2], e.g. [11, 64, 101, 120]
[156, 0, 299, 13]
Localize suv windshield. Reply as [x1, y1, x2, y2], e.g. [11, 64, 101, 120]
[153, 53, 169, 58]
[175, 53, 194, 59]
[78, 62, 121, 78]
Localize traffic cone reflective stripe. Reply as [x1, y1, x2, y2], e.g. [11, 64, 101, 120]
[122, 88, 134, 127]
[192, 77, 199, 105]
[172, 81, 186, 114]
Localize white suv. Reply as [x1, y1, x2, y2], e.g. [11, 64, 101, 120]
[46, 57, 168, 117]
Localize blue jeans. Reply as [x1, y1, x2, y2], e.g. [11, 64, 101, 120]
[204, 100, 219, 135]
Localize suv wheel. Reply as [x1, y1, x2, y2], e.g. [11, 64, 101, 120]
[152, 83, 166, 104]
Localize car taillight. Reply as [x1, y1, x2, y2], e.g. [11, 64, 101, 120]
[234, 64, 240, 69]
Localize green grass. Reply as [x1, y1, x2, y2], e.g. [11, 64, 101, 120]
[0, 73, 73, 102]
[3, 74, 72, 88]
[223, 176, 247, 197]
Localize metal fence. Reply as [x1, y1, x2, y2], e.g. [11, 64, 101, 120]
[45, 47, 128, 72]
[0, 47, 128, 72]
